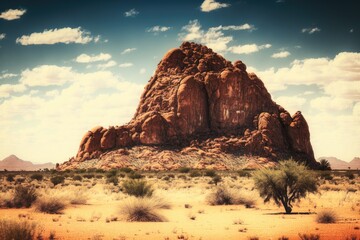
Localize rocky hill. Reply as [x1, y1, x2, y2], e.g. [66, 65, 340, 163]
[318, 157, 360, 170]
[59, 42, 318, 171]
[0, 155, 55, 171]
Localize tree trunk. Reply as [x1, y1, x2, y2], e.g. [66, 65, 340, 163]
[284, 204, 292, 214]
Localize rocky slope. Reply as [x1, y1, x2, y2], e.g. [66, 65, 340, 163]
[59, 42, 318, 170]
[0, 155, 55, 171]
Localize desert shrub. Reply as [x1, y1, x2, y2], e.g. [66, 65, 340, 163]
[120, 197, 167, 222]
[95, 174, 103, 179]
[35, 196, 66, 214]
[83, 174, 95, 179]
[69, 190, 88, 205]
[106, 176, 119, 186]
[122, 179, 153, 197]
[345, 172, 355, 180]
[106, 169, 118, 178]
[13, 185, 38, 208]
[15, 178, 26, 184]
[30, 173, 43, 181]
[318, 159, 331, 171]
[72, 175, 82, 181]
[50, 176, 65, 186]
[189, 170, 201, 178]
[6, 174, 15, 182]
[119, 167, 133, 173]
[0, 219, 36, 240]
[316, 210, 338, 223]
[298, 233, 320, 240]
[319, 172, 333, 180]
[178, 167, 191, 173]
[207, 187, 234, 205]
[212, 175, 222, 185]
[75, 169, 86, 174]
[127, 172, 144, 179]
[204, 170, 216, 177]
[253, 159, 318, 214]
[238, 170, 252, 178]
[278, 236, 289, 240]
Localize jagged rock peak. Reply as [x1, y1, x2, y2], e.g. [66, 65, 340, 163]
[59, 42, 318, 170]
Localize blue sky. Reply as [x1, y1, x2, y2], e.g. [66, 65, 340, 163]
[0, 0, 359, 163]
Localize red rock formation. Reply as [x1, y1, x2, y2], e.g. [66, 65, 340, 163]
[60, 42, 318, 170]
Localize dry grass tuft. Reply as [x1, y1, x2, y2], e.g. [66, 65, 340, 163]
[207, 186, 256, 207]
[35, 196, 67, 214]
[316, 209, 338, 223]
[0, 219, 36, 240]
[119, 197, 167, 222]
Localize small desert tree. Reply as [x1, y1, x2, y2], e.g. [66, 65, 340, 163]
[318, 159, 331, 171]
[253, 159, 318, 214]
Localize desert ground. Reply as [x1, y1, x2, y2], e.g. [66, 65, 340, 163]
[0, 169, 359, 240]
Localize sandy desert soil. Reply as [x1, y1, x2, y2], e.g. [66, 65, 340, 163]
[0, 171, 360, 240]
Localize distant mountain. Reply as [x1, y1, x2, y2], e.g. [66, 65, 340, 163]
[317, 157, 360, 170]
[0, 155, 55, 171]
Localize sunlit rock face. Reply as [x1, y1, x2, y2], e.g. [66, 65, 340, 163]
[60, 42, 317, 170]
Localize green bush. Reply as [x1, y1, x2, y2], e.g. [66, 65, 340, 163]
[253, 159, 318, 214]
[13, 185, 38, 208]
[0, 219, 36, 240]
[30, 173, 43, 181]
[50, 176, 65, 186]
[122, 179, 153, 197]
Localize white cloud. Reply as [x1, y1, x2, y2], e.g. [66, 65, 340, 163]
[0, 73, 17, 79]
[124, 9, 139, 17]
[20, 65, 74, 87]
[275, 96, 306, 115]
[16, 27, 95, 45]
[272, 51, 290, 58]
[121, 48, 137, 55]
[75, 53, 111, 63]
[0, 84, 26, 98]
[0, 68, 144, 163]
[254, 52, 360, 93]
[97, 60, 117, 69]
[229, 43, 271, 55]
[179, 20, 256, 53]
[311, 96, 353, 111]
[302, 27, 321, 34]
[200, 0, 230, 12]
[139, 68, 146, 74]
[119, 63, 134, 68]
[0, 33, 5, 40]
[0, 9, 26, 20]
[147, 26, 171, 34]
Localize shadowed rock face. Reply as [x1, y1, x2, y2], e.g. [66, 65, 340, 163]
[60, 42, 318, 170]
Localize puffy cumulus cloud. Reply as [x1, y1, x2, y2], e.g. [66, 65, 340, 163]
[0, 9, 26, 20]
[119, 63, 133, 68]
[200, 0, 230, 12]
[179, 20, 256, 53]
[307, 112, 360, 161]
[147, 26, 171, 34]
[302, 27, 321, 34]
[75, 53, 112, 63]
[20, 65, 74, 87]
[124, 8, 139, 17]
[16, 27, 95, 45]
[97, 60, 117, 69]
[275, 96, 306, 115]
[310, 96, 354, 111]
[0, 33, 5, 40]
[229, 43, 271, 55]
[121, 48, 137, 55]
[254, 52, 360, 93]
[0, 68, 144, 163]
[271, 51, 290, 58]
[0, 84, 26, 98]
